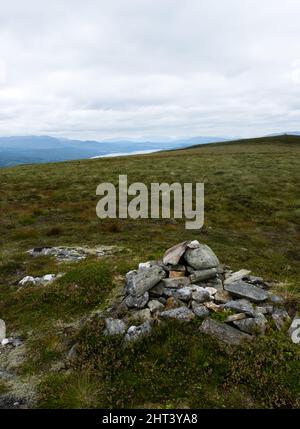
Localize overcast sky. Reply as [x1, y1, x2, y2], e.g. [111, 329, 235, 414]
[0, 0, 300, 140]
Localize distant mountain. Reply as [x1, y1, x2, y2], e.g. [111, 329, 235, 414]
[0, 135, 228, 167]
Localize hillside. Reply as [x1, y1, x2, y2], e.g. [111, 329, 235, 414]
[0, 135, 300, 408]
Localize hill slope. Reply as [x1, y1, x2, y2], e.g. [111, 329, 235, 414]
[0, 134, 300, 408]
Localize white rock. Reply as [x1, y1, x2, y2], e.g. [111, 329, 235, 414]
[1, 338, 9, 346]
[138, 262, 152, 270]
[18, 276, 36, 286]
[205, 287, 218, 298]
[187, 240, 200, 249]
[0, 319, 6, 342]
[42, 274, 56, 282]
[148, 300, 164, 313]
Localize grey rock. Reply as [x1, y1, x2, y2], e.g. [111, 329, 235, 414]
[189, 268, 217, 283]
[224, 299, 255, 316]
[124, 292, 149, 309]
[149, 281, 165, 297]
[234, 314, 268, 335]
[104, 318, 127, 336]
[224, 269, 251, 285]
[268, 293, 284, 304]
[272, 308, 291, 331]
[255, 305, 273, 315]
[131, 309, 152, 322]
[164, 287, 192, 302]
[28, 245, 121, 261]
[192, 288, 211, 303]
[184, 244, 219, 270]
[214, 290, 232, 304]
[67, 343, 78, 361]
[288, 315, 300, 344]
[160, 306, 195, 321]
[125, 322, 152, 342]
[191, 302, 210, 318]
[18, 276, 36, 286]
[0, 319, 6, 342]
[224, 281, 268, 303]
[148, 300, 165, 313]
[164, 264, 186, 272]
[163, 241, 191, 265]
[126, 266, 166, 297]
[162, 277, 190, 289]
[200, 318, 252, 345]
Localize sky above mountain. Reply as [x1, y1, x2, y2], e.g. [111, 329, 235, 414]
[0, 0, 300, 140]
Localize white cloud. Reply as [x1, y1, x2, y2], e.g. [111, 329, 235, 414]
[0, 0, 300, 140]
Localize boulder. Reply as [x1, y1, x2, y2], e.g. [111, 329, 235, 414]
[200, 318, 252, 345]
[189, 268, 218, 283]
[184, 244, 219, 270]
[224, 269, 251, 285]
[160, 307, 195, 322]
[163, 241, 191, 265]
[104, 318, 127, 336]
[191, 302, 210, 318]
[149, 282, 165, 297]
[124, 292, 149, 309]
[126, 266, 166, 297]
[224, 299, 255, 316]
[125, 322, 152, 342]
[224, 281, 268, 303]
[234, 314, 267, 335]
[0, 319, 6, 342]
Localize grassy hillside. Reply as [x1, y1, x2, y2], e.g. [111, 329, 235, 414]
[0, 135, 300, 408]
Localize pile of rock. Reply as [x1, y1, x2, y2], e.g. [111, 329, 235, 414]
[104, 240, 294, 345]
[27, 245, 122, 262]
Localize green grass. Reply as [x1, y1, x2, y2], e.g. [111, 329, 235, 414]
[0, 134, 300, 408]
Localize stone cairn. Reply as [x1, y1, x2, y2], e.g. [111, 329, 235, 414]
[104, 240, 296, 345]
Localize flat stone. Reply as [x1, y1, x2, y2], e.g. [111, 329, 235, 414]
[184, 244, 219, 270]
[200, 318, 252, 345]
[234, 314, 268, 335]
[272, 308, 291, 331]
[224, 281, 268, 303]
[224, 269, 251, 285]
[160, 307, 195, 321]
[214, 290, 232, 304]
[224, 299, 255, 316]
[0, 319, 6, 342]
[104, 318, 127, 336]
[191, 302, 210, 318]
[163, 241, 190, 265]
[148, 300, 165, 313]
[124, 291, 149, 309]
[225, 313, 247, 323]
[126, 266, 166, 297]
[165, 264, 186, 272]
[125, 322, 152, 342]
[189, 268, 218, 283]
[162, 277, 190, 289]
[192, 288, 211, 303]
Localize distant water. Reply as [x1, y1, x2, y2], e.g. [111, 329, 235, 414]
[91, 149, 158, 159]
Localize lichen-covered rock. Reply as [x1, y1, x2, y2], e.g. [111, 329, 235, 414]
[131, 308, 152, 322]
[163, 287, 192, 302]
[162, 277, 190, 289]
[104, 318, 127, 336]
[224, 281, 268, 303]
[124, 292, 149, 309]
[214, 290, 232, 304]
[234, 314, 268, 335]
[160, 307, 195, 321]
[191, 302, 210, 318]
[148, 300, 165, 313]
[126, 266, 166, 297]
[192, 288, 211, 303]
[200, 318, 252, 345]
[124, 322, 152, 342]
[184, 244, 219, 270]
[165, 297, 185, 310]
